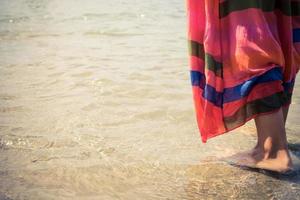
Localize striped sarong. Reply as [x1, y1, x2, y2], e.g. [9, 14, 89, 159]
[186, 0, 300, 143]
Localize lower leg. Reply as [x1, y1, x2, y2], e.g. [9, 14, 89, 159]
[282, 104, 290, 126]
[230, 107, 293, 172]
[252, 104, 289, 154]
[252, 107, 293, 172]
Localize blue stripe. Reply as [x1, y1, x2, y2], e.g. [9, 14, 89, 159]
[223, 67, 283, 103]
[190, 66, 293, 107]
[293, 28, 300, 43]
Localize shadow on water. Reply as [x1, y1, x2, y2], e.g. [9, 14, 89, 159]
[234, 165, 300, 183]
[184, 161, 299, 199]
[227, 142, 300, 183]
[183, 143, 300, 199]
[288, 142, 300, 155]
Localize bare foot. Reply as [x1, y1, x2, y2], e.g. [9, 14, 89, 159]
[226, 144, 261, 163]
[255, 150, 294, 173]
[226, 148, 294, 173]
[224, 147, 259, 168]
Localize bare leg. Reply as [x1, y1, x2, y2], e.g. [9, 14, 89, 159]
[282, 104, 290, 126]
[248, 107, 293, 172]
[226, 106, 294, 173]
[251, 104, 290, 155]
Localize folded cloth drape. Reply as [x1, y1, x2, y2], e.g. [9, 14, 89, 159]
[186, 0, 300, 143]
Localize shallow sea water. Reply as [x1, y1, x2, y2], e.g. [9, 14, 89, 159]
[0, 0, 300, 199]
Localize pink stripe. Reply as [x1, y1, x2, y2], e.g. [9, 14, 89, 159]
[202, 0, 222, 59]
[190, 56, 204, 72]
[219, 9, 286, 87]
[186, 0, 205, 43]
[192, 86, 226, 143]
[205, 70, 223, 92]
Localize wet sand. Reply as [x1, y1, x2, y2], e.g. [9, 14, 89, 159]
[0, 0, 300, 199]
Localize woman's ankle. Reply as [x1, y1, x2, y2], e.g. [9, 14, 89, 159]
[260, 146, 291, 161]
[251, 140, 290, 161]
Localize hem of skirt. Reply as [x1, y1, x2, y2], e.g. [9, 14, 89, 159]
[200, 100, 292, 144]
